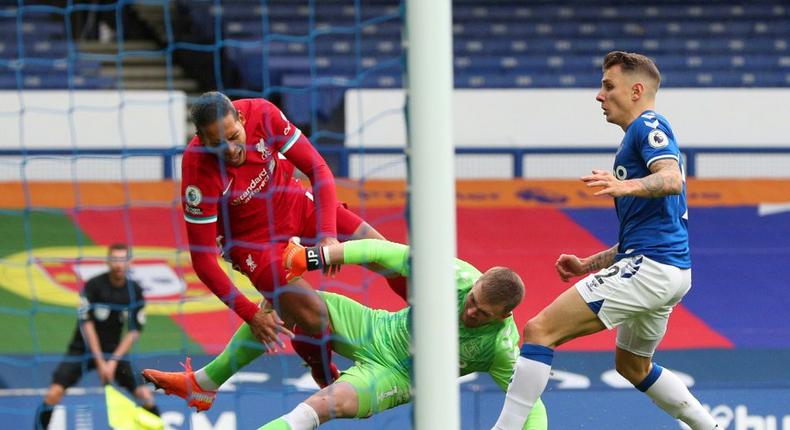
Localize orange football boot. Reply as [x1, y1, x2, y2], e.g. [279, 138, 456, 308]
[142, 357, 216, 412]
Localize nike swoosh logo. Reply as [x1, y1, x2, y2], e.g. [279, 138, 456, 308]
[222, 179, 233, 195]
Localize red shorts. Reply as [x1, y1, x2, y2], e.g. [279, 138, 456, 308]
[226, 190, 364, 294]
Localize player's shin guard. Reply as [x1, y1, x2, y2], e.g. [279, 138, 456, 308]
[292, 325, 338, 388]
[637, 363, 719, 430]
[199, 323, 265, 390]
[493, 344, 554, 430]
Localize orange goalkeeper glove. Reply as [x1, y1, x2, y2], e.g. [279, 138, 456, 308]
[282, 237, 325, 282]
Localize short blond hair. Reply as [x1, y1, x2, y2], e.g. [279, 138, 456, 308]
[478, 267, 524, 314]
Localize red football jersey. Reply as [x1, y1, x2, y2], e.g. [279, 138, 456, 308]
[181, 98, 304, 243]
[180, 98, 338, 321]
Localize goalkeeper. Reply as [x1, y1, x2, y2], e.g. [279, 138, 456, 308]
[144, 238, 547, 429]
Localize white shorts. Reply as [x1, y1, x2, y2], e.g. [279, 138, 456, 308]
[574, 255, 691, 357]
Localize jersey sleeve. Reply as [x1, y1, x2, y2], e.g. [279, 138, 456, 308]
[341, 240, 478, 289]
[454, 259, 483, 291]
[636, 114, 680, 169]
[181, 147, 223, 225]
[186, 221, 260, 322]
[78, 279, 99, 322]
[341, 239, 409, 276]
[285, 138, 338, 237]
[181, 134, 258, 320]
[488, 322, 521, 391]
[127, 282, 146, 332]
[261, 101, 338, 237]
[259, 100, 303, 155]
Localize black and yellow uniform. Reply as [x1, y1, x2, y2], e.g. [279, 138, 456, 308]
[52, 273, 146, 393]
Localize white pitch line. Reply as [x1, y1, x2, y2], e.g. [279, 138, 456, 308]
[0, 387, 105, 397]
[758, 203, 790, 216]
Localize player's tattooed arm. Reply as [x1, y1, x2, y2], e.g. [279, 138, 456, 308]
[634, 158, 683, 197]
[584, 244, 618, 273]
[556, 243, 618, 281]
[582, 160, 681, 198]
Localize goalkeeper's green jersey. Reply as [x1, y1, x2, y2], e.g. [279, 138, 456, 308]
[339, 239, 520, 390]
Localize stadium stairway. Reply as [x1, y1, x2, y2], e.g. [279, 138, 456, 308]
[132, 3, 169, 47]
[131, 1, 228, 97]
[77, 39, 198, 92]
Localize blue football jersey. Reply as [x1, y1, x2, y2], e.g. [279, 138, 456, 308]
[612, 110, 690, 268]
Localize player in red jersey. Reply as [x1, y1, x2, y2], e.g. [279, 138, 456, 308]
[178, 91, 405, 387]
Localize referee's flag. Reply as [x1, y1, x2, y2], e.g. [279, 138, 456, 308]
[105, 385, 163, 430]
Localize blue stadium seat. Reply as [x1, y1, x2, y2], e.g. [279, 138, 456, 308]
[0, 40, 70, 59]
[227, 4, 786, 82]
[660, 70, 790, 87]
[224, 20, 401, 38]
[280, 71, 400, 123]
[0, 73, 112, 89]
[176, 0, 790, 103]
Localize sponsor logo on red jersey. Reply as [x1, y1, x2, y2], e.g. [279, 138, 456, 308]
[232, 168, 271, 206]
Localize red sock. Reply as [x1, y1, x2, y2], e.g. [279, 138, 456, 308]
[292, 325, 337, 387]
[386, 276, 408, 302]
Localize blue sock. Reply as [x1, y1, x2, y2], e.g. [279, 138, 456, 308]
[635, 362, 663, 392]
[519, 343, 554, 365]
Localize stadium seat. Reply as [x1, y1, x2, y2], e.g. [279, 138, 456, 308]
[3, 0, 789, 105]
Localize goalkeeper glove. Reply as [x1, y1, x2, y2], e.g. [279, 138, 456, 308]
[282, 237, 325, 282]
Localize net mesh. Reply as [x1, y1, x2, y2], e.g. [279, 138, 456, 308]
[0, 0, 412, 428]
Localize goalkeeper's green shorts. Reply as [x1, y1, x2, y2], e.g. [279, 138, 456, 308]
[320, 291, 411, 417]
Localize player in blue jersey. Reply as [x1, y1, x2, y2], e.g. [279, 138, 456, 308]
[492, 51, 720, 430]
